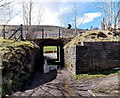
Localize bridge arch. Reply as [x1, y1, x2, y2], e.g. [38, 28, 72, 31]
[34, 39, 64, 72]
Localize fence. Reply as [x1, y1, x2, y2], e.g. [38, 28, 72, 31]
[32, 28, 84, 39]
[2, 24, 23, 41]
[0, 25, 85, 40]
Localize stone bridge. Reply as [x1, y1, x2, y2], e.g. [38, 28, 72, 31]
[33, 38, 72, 72]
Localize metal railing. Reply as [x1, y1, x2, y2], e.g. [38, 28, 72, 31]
[32, 28, 83, 39]
[1, 25, 85, 40]
[2, 24, 23, 41]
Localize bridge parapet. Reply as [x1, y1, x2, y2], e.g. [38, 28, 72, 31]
[32, 28, 85, 39]
[0, 25, 85, 40]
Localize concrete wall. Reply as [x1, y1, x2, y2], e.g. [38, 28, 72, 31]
[64, 41, 120, 75]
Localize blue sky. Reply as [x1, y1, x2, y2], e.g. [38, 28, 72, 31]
[66, 2, 102, 29]
[75, 2, 103, 29]
[56, 2, 103, 29]
[4, 0, 119, 29]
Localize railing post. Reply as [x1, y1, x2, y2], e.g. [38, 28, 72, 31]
[3, 25, 5, 39]
[42, 29, 44, 39]
[20, 24, 23, 40]
[59, 29, 60, 38]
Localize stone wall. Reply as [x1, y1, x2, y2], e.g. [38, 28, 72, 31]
[2, 41, 40, 96]
[64, 41, 120, 75]
[64, 45, 76, 75]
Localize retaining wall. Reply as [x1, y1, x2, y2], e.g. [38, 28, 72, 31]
[64, 41, 120, 75]
[2, 41, 40, 96]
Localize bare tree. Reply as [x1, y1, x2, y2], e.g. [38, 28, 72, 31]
[114, 1, 120, 29]
[118, 2, 120, 29]
[21, 0, 45, 40]
[58, 10, 65, 27]
[94, 0, 120, 30]
[21, 0, 34, 40]
[0, 0, 10, 10]
[72, 2, 77, 32]
[0, 0, 13, 25]
[0, 0, 19, 39]
[72, 2, 86, 35]
[36, 5, 45, 25]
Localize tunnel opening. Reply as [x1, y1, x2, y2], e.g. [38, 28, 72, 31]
[43, 46, 58, 60]
[43, 46, 61, 73]
[36, 39, 64, 73]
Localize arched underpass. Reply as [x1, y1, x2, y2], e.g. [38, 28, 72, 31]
[34, 39, 64, 72]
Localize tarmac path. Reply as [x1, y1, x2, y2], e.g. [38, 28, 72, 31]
[12, 69, 94, 97]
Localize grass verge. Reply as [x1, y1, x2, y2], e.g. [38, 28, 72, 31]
[74, 68, 120, 80]
[44, 46, 57, 54]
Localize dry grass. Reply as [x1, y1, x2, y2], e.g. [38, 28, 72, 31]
[64, 30, 119, 48]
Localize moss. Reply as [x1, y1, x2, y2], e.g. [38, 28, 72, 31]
[0, 38, 39, 51]
[1, 39, 39, 97]
[0, 85, 2, 93]
[64, 30, 119, 48]
[74, 74, 106, 80]
[0, 38, 14, 46]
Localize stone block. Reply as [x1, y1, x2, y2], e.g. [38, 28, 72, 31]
[64, 41, 120, 75]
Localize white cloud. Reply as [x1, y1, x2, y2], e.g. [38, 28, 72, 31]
[8, 8, 61, 26]
[77, 12, 102, 27]
[19, 0, 111, 3]
[7, 1, 102, 27]
[8, 1, 72, 26]
[42, 5, 72, 26]
[83, 12, 102, 23]
[32, 0, 119, 3]
[8, 16, 23, 25]
[41, 8, 60, 26]
[58, 6, 72, 15]
[20, 0, 111, 2]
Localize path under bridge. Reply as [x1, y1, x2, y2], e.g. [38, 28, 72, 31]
[33, 37, 73, 72]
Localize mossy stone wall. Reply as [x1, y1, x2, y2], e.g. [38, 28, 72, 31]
[2, 41, 40, 96]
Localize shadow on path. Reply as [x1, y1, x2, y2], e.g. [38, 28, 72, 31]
[22, 70, 57, 91]
[12, 69, 94, 97]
